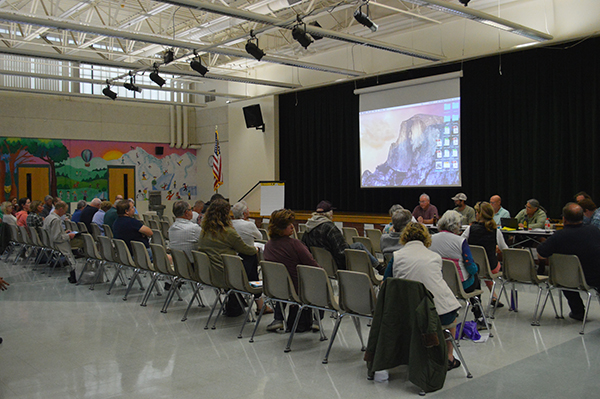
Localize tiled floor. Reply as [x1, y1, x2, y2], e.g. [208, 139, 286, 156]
[1, 256, 599, 398]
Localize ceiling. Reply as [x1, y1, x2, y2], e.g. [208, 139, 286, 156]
[0, 0, 598, 106]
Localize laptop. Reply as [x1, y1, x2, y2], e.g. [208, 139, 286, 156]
[501, 218, 519, 229]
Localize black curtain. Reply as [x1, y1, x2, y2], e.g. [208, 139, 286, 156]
[279, 36, 600, 218]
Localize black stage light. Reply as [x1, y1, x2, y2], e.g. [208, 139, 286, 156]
[354, 9, 378, 32]
[245, 38, 265, 61]
[150, 69, 166, 87]
[190, 58, 209, 76]
[102, 85, 117, 100]
[459, 0, 470, 5]
[292, 25, 314, 49]
[164, 49, 174, 64]
[123, 76, 142, 93]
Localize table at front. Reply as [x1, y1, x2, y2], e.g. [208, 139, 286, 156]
[501, 229, 555, 247]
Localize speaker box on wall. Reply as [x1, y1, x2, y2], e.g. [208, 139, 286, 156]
[155, 146, 164, 155]
[242, 104, 265, 132]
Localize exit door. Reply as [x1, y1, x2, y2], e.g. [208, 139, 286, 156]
[108, 166, 136, 202]
[17, 166, 50, 201]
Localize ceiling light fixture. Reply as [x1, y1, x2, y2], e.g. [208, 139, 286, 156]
[245, 31, 265, 61]
[150, 64, 166, 87]
[163, 48, 175, 64]
[123, 73, 142, 92]
[354, 4, 378, 32]
[102, 80, 117, 100]
[190, 52, 209, 76]
[459, 0, 470, 6]
[292, 20, 314, 49]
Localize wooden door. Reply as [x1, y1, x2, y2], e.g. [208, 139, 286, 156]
[108, 166, 135, 202]
[18, 166, 50, 201]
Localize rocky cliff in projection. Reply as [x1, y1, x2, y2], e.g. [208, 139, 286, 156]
[361, 114, 459, 187]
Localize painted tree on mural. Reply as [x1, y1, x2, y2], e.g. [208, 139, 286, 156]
[0, 138, 36, 201]
[26, 139, 70, 197]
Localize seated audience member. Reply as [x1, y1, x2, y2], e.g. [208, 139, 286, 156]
[9, 197, 18, 215]
[462, 202, 508, 308]
[1, 202, 17, 225]
[70, 200, 87, 223]
[578, 198, 600, 228]
[490, 195, 510, 225]
[429, 210, 486, 328]
[383, 204, 402, 234]
[452, 193, 476, 225]
[92, 201, 113, 235]
[103, 199, 120, 231]
[168, 200, 202, 261]
[574, 191, 592, 203]
[191, 199, 205, 225]
[80, 198, 101, 231]
[264, 208, 321, 333]
[40, 195, 54, 218]
[515, 199, 547, 229]
[412, 193, 439, 224]
[301, 200, 381, 273]
[15, 198, 31, 227]
[380, 209, 412, 254]
[388, 222, 462, 371]
[538, 203, 600, 321]
[113, 199, 153, 254]
[198, 199, 257, 317]
[43, 200, 83, 284]
[26, 200, 45, 229]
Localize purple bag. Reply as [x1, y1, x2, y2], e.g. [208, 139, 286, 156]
[455, 321, 482, 341]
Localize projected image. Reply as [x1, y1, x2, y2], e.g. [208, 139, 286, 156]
[360, 97, 461, 188]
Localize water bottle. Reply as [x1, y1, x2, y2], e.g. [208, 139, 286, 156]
[545, 218, 551, 231]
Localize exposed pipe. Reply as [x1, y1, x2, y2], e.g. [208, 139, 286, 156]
[182, 106, 189, 149]
[176, 105, 183, 149]
[170, 106, 176, 148]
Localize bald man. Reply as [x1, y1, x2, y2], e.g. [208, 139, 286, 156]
[80, 198, 101, 232]
[490, 195, 510, 225]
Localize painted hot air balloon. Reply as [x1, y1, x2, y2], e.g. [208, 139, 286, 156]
[81, 149, 92, 167]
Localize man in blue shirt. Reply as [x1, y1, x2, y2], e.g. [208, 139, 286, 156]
[490, 195, 510, 225]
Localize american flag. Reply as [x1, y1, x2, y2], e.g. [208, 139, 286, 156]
[212, 128, 223, 191]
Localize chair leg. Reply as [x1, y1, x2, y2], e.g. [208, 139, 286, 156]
[249, 298, 270, 343]
[457, 301, 470, 343]
[76, 258, 92, 285]
[181, 283, 202, 321]
[123, 269, 141, 301]
[492, 282, 507, 319]
[531, 286, 544, 326]
[445, 329, 473, 378]
[238, 294, 255, 339]
[212, 290, 231, 330]
[284, 305, 305, 353]
[323, 314, 344, 364]
[107, 265, 123, 295]
[160, 279, 179, 313]
[205, 289, 223, 330]
[314, 309, 327, 342]
[580, 292, 593, 335]
[474, 297, 493, 337]
[141, 273, 160, 307]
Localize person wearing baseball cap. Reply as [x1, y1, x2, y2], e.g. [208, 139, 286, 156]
[452, 193, 476, 225]
[302, 200, 383, 273]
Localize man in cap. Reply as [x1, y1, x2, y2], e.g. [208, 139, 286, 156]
[302, 200, 382, 273]
[515, 199, 547, 229]
[452, 193, 476, 225]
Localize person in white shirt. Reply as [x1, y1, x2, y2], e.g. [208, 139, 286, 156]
[168, 201, 202, 262]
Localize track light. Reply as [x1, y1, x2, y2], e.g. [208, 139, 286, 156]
[245, 33, 265, 61]
[459, 0, 470, 6]
[190, 58, 208, 76]
[102, 81, 117, 100]
[150, 65, 166, 87]
[123, 75, 142, 93]
[354, 7, 378, 32]
[163, 48, 174, 64]
[292, 24, 314, 49]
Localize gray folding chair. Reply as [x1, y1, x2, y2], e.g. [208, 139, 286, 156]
[365, 228, 383, 255]
[539, 254, 600, 334]
[352, 236, 375, 256]
[76, 233, 104, 288]
[342, 227, 359, 246]
[345, 249, 382, 287]
[113, 239, 145, 300]
[103, 224, 114, 239]
[495, 248, 558, 325]
[90, 223, 103, 241]
[190, 250, 223, 327]
[470, 245, 509, 315]
[131, 241, 163, 306]
[323, 270, 375, 364]
[310, 246, 338, 280]
[160, 220, 170, 241]
[77, 222, 88, 233]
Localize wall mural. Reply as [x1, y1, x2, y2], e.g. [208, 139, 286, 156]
[0, 137, 197, 202]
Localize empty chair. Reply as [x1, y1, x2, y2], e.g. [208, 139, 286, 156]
[539, 254, 600, 334]
[151, 229, 167, 248]
[470, 245, 509, 315]
[131, 241, 163, 305]
[288, 265, 338, 348]
[258, 228, 269, 241]
[323, 270, 376, 364]
[148, 219, 159, 231]
[345, 249, 382, 287]
[149, 243, 183, 313]
[495, 248, 558, 324]
[298, 224, 307, 233]
[76, 233, 104, 288]
[160, 248, 204, 314]
[310, 246, 338, 280]
[352, 236, 374, 256]
[442, 259, 492, 338]
[99, 236, 126, 295]
[112, 239, 145, 300]
[342, 227, 359, 246]
[160, 220, 170, 241]
[221, 254, 262, 338]
[250, 261, 303, 347]
[365, 229, 383, 254]
[189, 250, 223, 326]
